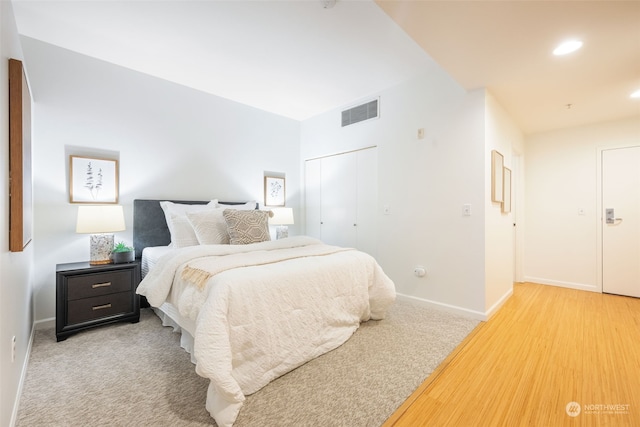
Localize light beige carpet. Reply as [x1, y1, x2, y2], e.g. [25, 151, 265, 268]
[16, 300, 478, 426]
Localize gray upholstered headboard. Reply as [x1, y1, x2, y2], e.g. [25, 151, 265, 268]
[132, 199, 255, 259]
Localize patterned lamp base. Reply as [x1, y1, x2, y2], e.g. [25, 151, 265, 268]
[89, 233, 114, 265]
[276, 226, 289, 240]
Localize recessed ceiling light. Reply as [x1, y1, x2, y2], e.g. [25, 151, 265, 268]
[631, 89, 640, 99]
[553, 40, 583, 56]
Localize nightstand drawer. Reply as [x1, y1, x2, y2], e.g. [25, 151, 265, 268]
[67, 291, 133, 325]
[67, 270, 132, 300]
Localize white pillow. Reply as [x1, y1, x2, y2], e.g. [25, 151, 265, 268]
[165, 213, 200, 248]
[160, 200, 218, 248]
[217, 201, 257, 210]
[186, 208, 230, 245]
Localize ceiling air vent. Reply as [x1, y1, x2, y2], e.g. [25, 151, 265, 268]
[341, 99, 379, 127]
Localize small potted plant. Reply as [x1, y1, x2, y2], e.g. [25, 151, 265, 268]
[112, 241, 135, 264]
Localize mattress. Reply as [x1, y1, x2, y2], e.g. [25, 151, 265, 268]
[141, 246, 174, 278]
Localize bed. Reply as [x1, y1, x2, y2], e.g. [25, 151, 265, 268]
[133, 199, 396, 426]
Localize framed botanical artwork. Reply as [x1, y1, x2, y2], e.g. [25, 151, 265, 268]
[69, 156, 119, 203]
[502, 167, 512, 214]
[491, 150, 504, 203]
[264, 176, 285, 207]
[9, 59, 33, 252]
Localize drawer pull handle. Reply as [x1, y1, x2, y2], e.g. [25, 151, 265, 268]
[92, 303, 112, 311]
[92, 282, 112, 289]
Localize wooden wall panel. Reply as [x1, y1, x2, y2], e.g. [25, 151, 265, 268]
[9, 58, 32, 252]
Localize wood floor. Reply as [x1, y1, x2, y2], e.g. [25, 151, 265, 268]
[384, 282, 640, 427]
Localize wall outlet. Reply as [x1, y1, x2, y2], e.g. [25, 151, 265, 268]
[11, 336, 16, 362]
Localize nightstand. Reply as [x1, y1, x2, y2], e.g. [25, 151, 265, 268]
[56, 261, 141, 341]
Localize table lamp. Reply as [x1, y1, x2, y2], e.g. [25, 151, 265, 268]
[76, 205, 126, 265]
[269, 207, 294, 239]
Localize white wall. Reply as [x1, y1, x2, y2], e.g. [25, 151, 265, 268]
[0, 3, 34, 426]
[21, 37, 301, 322]
[484, 92, 525, 314]
[301, 70, 491, 318]
[524, 116, 640, 291]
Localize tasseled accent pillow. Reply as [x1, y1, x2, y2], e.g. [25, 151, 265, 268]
[223, 209, 272, 245]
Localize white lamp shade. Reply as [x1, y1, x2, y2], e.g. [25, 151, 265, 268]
[76, 205, 126, 234]
[269, 208, 294, 226]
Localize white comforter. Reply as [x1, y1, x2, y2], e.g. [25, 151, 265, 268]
[136, 236, 396, 426]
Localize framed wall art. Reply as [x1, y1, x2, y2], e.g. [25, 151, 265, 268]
[502, 167, 512, 213]
[491, 150, 504, 203]
[9, 59, 33, 252]
[264, 176, 285, 207]
[70, 155, 119, 203]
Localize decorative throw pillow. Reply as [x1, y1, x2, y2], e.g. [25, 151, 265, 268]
[186, 208, 230, 245]
[223, 209, 272, 245]
[160, 200, 218, 248]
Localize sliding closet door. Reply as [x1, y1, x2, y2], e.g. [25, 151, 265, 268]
[304, 158, 322, 240]
[321, 152, 358, 248]
[304, 147, 378, 257]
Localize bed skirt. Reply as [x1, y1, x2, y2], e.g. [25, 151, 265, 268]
[152, 303, 196, 364]
[151, 302, 244, 425]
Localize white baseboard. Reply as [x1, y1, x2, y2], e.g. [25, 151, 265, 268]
[34, 317, 55, 330]
[524, 277, 600, 293]
[485, 287, 513, 320]
[396, 293, 489, 321]
[10, 322, 36, 427]
[397, 286, 514, 322]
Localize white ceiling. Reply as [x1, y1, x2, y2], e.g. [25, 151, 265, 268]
[12, 0, 437, 120]
[12, 0, 640, 134]
[377, 0, 640, 134]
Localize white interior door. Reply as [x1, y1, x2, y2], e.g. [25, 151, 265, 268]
[602, 146, 640, 297]
[321, 152, 357, 248]
[512, 153, 523, 283]
[304, 158, 322, 240]
[305, 147, 379, 254]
